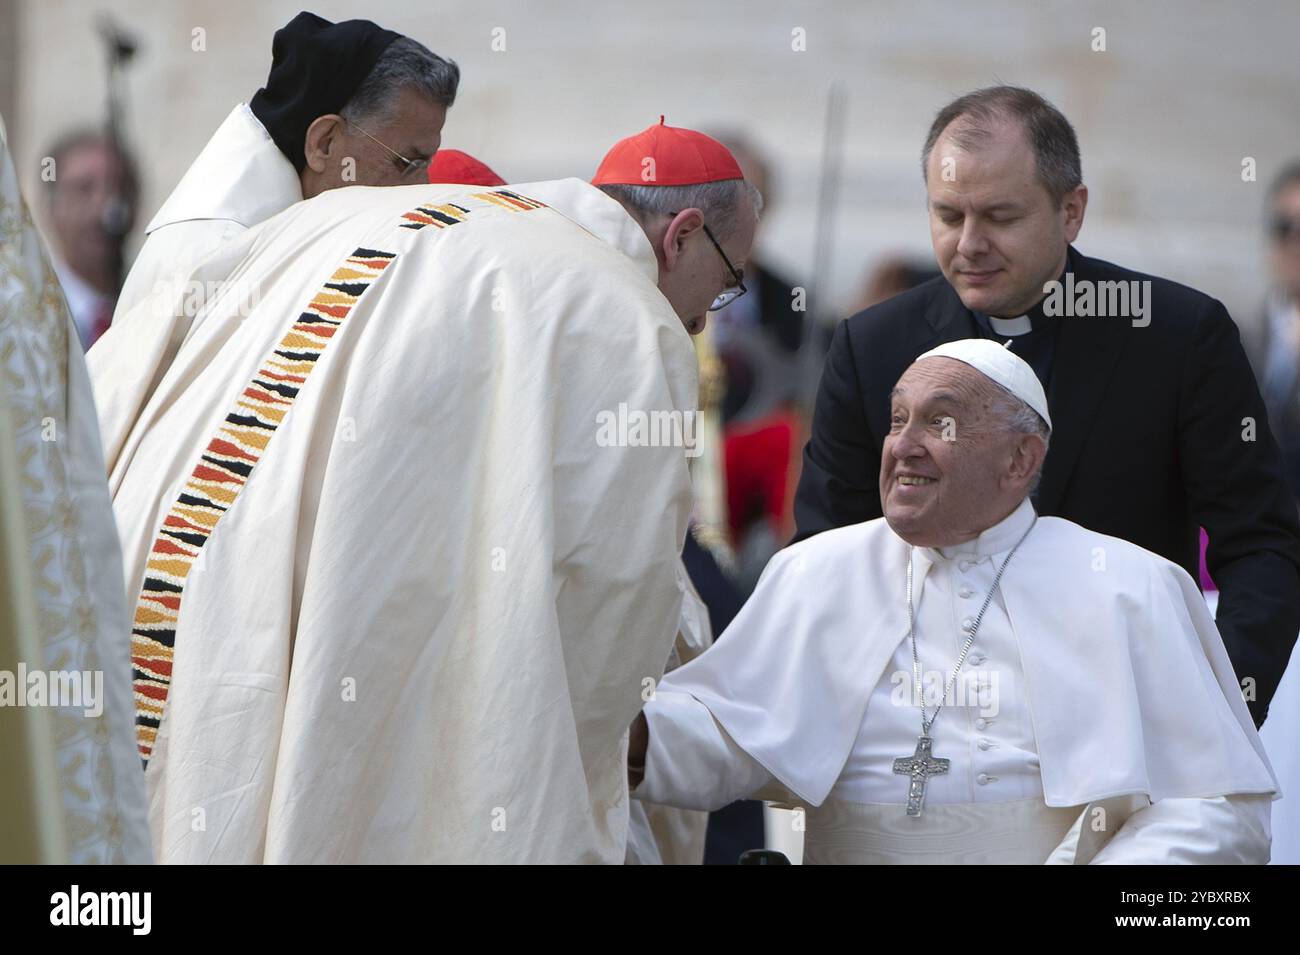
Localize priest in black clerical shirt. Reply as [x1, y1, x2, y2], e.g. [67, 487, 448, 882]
[794, 85, 1300, 728]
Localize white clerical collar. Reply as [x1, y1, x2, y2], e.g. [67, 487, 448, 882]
[989, 314, 1032, 336]
[146, 103, 303, 234]
[925, 497, 1037, 562]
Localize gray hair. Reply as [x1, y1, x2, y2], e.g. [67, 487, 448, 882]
[987, 383, 1051, 493]
[596, 179, 763, 241]
[339, 37, 460, 125]
[921, 85, 1082, 207]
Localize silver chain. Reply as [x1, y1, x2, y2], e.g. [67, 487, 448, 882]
[906, 518, 1036, 735]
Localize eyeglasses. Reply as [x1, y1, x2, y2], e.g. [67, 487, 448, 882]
[1271, 216, 1300, 243]
[667, 212, 748, 311]
[345, 118, 430, 179]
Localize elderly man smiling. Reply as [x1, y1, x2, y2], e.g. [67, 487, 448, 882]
[794, 86, 1300, 733]
[629, 339, 1278, 864]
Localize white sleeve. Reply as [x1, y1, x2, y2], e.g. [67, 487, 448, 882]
[1089, 794, 1272, 864]
[635, 687, 775, 813]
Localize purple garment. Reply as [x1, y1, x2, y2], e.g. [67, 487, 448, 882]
[1200, 527, 1217, 591]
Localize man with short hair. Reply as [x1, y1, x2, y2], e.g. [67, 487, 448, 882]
[794, 85, 1300, 728]
[632, 341, 1278, 864]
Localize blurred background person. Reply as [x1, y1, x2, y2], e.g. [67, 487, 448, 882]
[1242, 164, 1300, 865]
[1244, 160, 1300, 501]
[705, 131, 819, 597]
[708, 132, 814, 423]
[42, 129, 139, 349]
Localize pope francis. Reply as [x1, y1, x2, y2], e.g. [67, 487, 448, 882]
[629, 339, 1279, 864]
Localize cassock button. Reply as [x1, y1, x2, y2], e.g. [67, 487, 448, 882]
[969, 653, 985, 665]
[975, 718, 989, 730]
[959, 559, 973, 573]
[960, 617, 974, 631]
[958, 586, 974, 598]
[977, 773, 991, 785]
[978, 738, 991, 750]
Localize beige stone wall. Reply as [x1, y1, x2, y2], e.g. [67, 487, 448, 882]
[7, 0, 1300, 321]
[0, 1, 14, 138]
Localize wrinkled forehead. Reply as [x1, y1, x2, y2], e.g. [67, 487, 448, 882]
[891, 357, 991, 406]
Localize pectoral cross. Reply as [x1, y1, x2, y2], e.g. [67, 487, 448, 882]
[892, 735, 949, 817]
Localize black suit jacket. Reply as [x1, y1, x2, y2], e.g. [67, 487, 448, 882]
[794, 246, 1300, 726]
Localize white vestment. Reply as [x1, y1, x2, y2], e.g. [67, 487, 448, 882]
[111, 103, 301, 331]
[0, 117, 151, 863]
[636, 499, 1279, 863]
[90, 177, 696, 863]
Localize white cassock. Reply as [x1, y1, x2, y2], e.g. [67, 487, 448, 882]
[0, 116, 151, 863]
[89, 177, 696, 863]
[636, 499, 1280, 863]
[111, 103, 300, 330]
